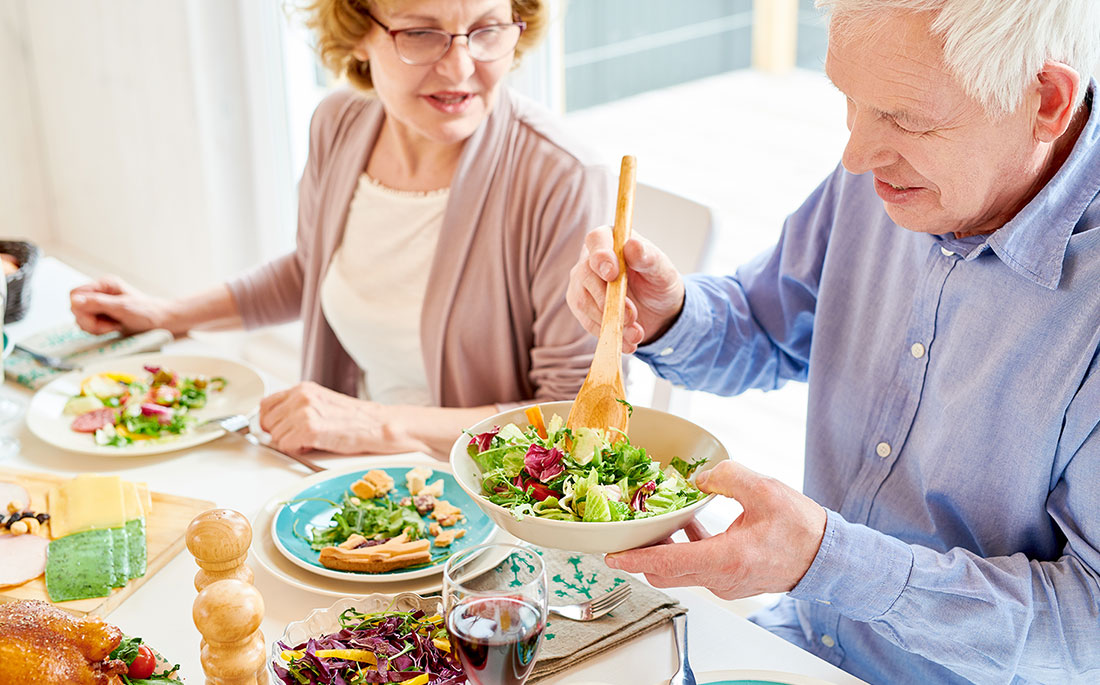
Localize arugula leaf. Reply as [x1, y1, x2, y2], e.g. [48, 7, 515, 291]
[109, 636, 143, 664]
[670, 456, 708, 479]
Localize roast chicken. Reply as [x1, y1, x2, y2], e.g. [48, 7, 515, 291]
[0, 599, 128, 684]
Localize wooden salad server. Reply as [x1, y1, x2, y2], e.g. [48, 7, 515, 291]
[567, 155, 637, 440]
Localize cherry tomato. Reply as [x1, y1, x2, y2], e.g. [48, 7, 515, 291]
[127, 644, 156, 680]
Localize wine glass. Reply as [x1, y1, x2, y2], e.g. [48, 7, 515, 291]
[443, 543, 548, 685]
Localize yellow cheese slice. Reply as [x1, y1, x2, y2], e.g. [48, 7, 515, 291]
[46, 485, 67, 540]
[122, 481, 144, 520]
[50, 474, 127, 538]
[136, 483, 153, 516]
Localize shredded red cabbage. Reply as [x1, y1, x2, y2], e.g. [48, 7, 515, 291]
[273, 609, 466, 685]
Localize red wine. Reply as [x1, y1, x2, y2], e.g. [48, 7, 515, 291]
[447, 596, 545, 685]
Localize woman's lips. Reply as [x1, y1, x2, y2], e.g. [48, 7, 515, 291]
[873, 175, 923, 204]
[423, 92, 474, 114]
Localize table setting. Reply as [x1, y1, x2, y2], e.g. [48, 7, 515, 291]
[0, 242, 865, 685]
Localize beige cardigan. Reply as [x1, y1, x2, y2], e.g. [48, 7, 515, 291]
[227, 88, 613, 409]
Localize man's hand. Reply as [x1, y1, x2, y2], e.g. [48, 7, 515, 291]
[605, 460, 827, 600]
[567, 227, 686, 353]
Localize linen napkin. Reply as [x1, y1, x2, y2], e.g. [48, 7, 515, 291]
[5, 322, 174, 388]
[472, 547, 685, 683]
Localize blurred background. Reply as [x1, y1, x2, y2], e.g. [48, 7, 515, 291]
[1, 2, 844, 498]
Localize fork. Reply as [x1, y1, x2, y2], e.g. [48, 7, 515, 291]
[667, 613, 696, 685]
[201, 413, 325, 473]
[13, 343, 79, 372]
[548, 584, 631, 621]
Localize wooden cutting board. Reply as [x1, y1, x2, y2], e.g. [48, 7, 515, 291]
[0, 467, 214, 616]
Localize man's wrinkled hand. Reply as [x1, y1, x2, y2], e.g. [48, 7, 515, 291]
[605, 460, 827, 600]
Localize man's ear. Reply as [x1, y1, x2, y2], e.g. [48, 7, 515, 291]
[1033, 61, 1081, 142]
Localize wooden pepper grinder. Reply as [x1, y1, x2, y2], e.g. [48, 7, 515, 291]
[186, 508, 254, 591]
[193, 579, 268, 685]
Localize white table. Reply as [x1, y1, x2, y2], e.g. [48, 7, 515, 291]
[1, 257, 865, 685]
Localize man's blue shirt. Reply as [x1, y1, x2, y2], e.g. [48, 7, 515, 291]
[636, 86, 1100, 684]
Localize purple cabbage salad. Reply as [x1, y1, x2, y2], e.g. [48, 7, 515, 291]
[273, 607, 465, 685]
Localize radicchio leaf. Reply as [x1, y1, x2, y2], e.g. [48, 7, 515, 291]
[468, 427, 500, 453]
[523, 444, 565, 482]
[630, 480, 658, 512]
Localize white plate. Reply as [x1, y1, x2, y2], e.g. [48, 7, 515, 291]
[26, 353, 265, 457]
[252, 456, 517, 595]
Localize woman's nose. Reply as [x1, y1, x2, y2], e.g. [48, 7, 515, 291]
[434, 36, 476, 82]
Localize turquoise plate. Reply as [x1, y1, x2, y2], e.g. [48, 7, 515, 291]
[697, 670, 838, 685]
[272, 466, 497, 581]
[1, 332, 11, 360]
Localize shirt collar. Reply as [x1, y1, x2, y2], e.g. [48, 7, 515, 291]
[952, 80, 1100, 290]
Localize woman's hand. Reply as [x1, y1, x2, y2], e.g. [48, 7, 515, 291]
[567, 227, 686, 353]
[258, 382, 427, 456]
[70, 276, 178, 335]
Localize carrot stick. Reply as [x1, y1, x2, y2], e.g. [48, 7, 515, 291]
[525, 406, 547, 439]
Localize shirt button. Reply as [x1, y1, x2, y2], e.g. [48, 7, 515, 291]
[821, 634, 836, 648]
[659, 347, 675, 357]
[876, 441, 892, 458]
[910, 342, 926, 358]
[940, 246, 955, 257]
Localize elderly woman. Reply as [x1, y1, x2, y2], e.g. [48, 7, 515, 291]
[570, 0, 1100, 683]
[70, 0, 610, 457]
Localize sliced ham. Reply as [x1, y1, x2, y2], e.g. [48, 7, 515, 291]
[70, 408, 119, 433]
[0, 481, 29, 508]
[0, 534, 49, 587]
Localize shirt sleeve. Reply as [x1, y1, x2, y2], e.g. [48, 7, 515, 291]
[635, 165, 845, 395]
[791, 421, 1100, 683]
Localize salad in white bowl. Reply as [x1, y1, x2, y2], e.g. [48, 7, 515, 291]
[450, 401, 728, 553]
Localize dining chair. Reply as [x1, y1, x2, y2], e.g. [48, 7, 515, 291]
[626, 182, 716, 414]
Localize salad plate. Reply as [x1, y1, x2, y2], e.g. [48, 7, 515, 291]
[266, 457, 501, 583]
[25, 353, 264, 457]
[694, 670, 840, 685]
[451, 400, 728, 554]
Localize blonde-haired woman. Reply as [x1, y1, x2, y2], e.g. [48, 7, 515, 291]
[71, 0, 611, 457]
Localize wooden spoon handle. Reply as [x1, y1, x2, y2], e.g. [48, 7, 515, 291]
[595, 155, 637, 358]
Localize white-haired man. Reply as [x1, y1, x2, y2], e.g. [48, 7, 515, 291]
[568, 1, 1100, 682]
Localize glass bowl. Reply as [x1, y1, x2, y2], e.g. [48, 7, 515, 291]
[269, 592, 444, 684]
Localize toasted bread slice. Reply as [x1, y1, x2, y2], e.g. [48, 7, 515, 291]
[318, 533, 432, 573]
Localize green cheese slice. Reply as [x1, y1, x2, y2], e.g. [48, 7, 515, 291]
[126, 517, 147, 579]
[46, 529, 116, 602]
[110, 526, 130, 587]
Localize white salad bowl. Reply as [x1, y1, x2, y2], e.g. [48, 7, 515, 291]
[449, 400, 728, 554]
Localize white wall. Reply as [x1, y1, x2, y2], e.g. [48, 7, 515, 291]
[0, 0, 295, 295]
[0, 2, 51, 249]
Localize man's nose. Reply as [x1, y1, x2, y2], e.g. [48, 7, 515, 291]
[435, 36, 476, 82]
[841, 107, 894, 175]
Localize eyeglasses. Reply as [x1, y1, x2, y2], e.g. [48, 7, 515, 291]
[365, 9, 526, 66]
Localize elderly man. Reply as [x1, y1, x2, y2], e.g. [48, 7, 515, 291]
[567, 1, 1100, 683]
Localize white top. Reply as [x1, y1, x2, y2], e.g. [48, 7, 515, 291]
[320, 174, 449, 406]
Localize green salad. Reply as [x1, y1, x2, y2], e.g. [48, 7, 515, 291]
[466, 405, 707, 522]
